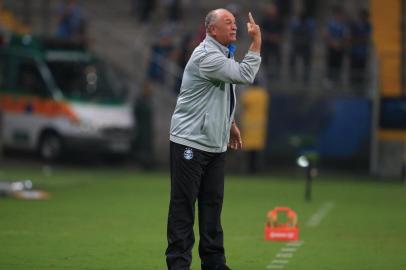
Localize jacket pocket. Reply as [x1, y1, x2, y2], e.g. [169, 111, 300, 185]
[201, 112, 209, 133]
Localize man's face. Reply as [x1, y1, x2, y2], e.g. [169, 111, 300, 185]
[210, 10, 237, 46]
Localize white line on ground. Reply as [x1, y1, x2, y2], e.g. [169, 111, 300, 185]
[271, 260, 289, 264]
[286, 240, 304, 247]
[276, 253, 293, 258]
[281, 247, 296, 252]
[265, 241, 304, 269]
[266, 265, 284, 269]
[306, 201, 335, 227]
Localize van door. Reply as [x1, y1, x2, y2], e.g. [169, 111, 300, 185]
[3, 56, 51, 150]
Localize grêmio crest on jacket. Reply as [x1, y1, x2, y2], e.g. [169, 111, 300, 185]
[183, 148, 194, 160]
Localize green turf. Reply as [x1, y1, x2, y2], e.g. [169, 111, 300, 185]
[0, 165, 406, 270]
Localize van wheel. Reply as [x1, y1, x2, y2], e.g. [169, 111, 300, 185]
[39, 133, 62, 161]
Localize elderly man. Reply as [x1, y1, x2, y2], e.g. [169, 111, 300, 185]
[166, 8, 261, 270]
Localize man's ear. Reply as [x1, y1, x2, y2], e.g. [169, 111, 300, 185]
[210, 25, 217, 37]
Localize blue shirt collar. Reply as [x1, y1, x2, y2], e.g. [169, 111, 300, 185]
[227, 44, 236, 57]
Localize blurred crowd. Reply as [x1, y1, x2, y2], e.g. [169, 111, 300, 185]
[0, 0, 372, 95]
[322, 5, 371, 93]
[135, 1, 372, 95]
[261, 2, 371, 92]
[55, 0, 87, 43]
[0, 0, 86, 43]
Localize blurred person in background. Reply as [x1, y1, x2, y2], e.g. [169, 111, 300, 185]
[132, 0, 156, 22]
[288, 10, 315, 82]
[240, 80, 269, 174]
[303, 0, 319, 17]
[162, 0, 182, 23]
[0, 0, 30, 43]
[132, 81, 155, 169]
[323, 5, 350, 86]
[275, 0, 292, 22]
[349, 8, 371, 94]
[56, 0, 86, 41]
[194, 21, 207, 44]
[173, 33, 197, 94]
[261, 3, 283, 78]
[166, 9, 261, 270]
[130, 0, 137, 17]
[146, 27, 176, 85]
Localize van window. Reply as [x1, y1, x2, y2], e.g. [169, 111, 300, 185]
[16, 59, 49, 97]
[46, 59, 124, 103]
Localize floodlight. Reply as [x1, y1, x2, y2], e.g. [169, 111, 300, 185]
[297, 155, 309, 168]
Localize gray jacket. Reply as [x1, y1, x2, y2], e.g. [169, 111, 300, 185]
[170, 35, 261, 153]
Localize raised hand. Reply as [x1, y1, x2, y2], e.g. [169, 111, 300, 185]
[247, 12, 261, 53]
[247, 12, 261, 40]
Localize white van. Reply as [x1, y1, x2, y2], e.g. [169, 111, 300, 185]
[0, 35, 134, 161]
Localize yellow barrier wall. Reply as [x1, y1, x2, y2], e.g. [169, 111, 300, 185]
[371, 0, 401, 96]
[241, 86, 269, 151]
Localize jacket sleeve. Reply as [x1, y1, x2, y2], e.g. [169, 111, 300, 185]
[199, 50, 261, 84]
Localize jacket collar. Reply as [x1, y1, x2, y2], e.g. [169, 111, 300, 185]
[205, 35, 230, 57]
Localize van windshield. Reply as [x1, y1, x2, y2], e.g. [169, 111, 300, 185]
[46, 59, 125, 103]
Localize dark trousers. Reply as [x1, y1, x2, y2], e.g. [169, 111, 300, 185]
[166, 142, 226, 270]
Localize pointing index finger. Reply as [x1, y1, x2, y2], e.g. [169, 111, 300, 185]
[248, 12, 256, 24]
